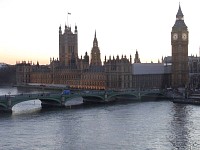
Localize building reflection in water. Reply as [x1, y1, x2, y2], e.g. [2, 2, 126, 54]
[169, 104, 199, 149]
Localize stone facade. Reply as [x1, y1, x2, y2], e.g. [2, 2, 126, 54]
[81, 31, 105, 89]
[132, 63, 171, 89]
[16, 6, 199, 90]
[54, 68, 81, 88]
[134, 50, 141, 63]
[171, 4, 189, 88]
[59, 25, 78, 67]
[104, 55, 132, 90]
[16, 61, 32, 84]
[18, 29, 105, 90]
[189, 55, 200, 89]
[90, 31, 102, 67]
[81, 69, 105, 90]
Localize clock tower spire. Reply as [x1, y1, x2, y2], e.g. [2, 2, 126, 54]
[171, 3, 189, 88]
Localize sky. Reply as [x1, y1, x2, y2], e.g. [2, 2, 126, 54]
[0, 0, 200, 65]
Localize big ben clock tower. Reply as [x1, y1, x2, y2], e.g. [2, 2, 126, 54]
[171, 4, 189, 88]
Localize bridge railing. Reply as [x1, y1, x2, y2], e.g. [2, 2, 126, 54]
[0, 92, 62, 102]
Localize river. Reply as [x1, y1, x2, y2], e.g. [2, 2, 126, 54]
[0, 86, 200, 150]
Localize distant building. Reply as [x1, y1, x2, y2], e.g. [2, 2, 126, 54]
[163, 55, 200, 89]
[104, 55, 132, 90]
[81, 68, 105, 90]
[134, 50, 141, 63]
[81, 31, 105, 90]
[18, 29, 105, 90]
[171, 4, 189, 88]
[16, 61, 32, 84]
[16, 4, 199, 90]
[132, 63, 171, 89]
[30, 63, 51, 84]
[0, 64, 16, 85]
[90, 31, 102, 67]
[59, 25, 78, 68]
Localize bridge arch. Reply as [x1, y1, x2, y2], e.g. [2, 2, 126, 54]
[82, 94, 105, 103]
[8, 98, 62, 110]
[0, 103, 7, 109]
[140, 91, 165, 100]
[0, 93, 66, 112]
[39, 98, 63, 107]
[107, 92, 139, 102]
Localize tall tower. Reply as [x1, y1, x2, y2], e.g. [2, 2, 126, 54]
[90, 31, 102, 67]
[171, 4, 189, 87]
[59, 24, 78, 68]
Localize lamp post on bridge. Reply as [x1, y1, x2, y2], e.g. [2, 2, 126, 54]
[7, 91, 12, 111]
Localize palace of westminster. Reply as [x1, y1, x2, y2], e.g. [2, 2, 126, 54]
[15, 5, 200, 90]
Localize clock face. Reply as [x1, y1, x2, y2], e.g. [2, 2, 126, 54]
[182, 33, 187, 40]
[173, 33, 178, 40]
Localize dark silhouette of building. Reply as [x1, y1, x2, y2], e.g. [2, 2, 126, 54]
[0, 64, 16, 85]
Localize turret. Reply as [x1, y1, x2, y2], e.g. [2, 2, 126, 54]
[59, 25, 62, 35]
[75, 24, 78, 34]
[65, 24, 67, 33]
[90, 30, 102, 67]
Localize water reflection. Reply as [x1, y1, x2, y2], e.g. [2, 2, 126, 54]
[170, 104, 193, 149]
[2, 86, 200, 149]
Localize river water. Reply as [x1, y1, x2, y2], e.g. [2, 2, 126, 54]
[0, 86, 200, 150]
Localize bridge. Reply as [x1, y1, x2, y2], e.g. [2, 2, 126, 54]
[82, 90, 167, 103]
[0, 90, 168, 113]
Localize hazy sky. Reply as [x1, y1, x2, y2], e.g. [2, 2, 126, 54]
[0, 0, 200, 65]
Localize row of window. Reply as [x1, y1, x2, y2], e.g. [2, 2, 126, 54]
[82, 75, 105, 80]
[105, 66, 131, 72]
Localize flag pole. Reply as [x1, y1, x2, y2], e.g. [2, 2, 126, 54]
[67, 12, 71, 27]
[67, 12, 68, 27]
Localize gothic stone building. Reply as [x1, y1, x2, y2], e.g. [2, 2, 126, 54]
[16, 4, 196, 90]
[171, 4, 189, 88]
[132, 63, 171, 90]
[16, 61, 32, 84]
[104, 55, 132, 90]
[19, 26, 105, 90]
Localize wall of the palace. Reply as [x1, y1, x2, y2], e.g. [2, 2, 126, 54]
[16, 62, 32, 84]
[104, 57, 132, 90]
[132, 74, 171, 90]
[53, 69, 81, 88]
[80, 71, 105, 90]
[27, 66, 105, 90]
[17, 58, 200, 90]
[59, 26, 78, 67]
[30, 71, 52, 84]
